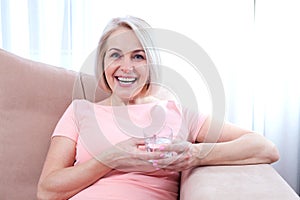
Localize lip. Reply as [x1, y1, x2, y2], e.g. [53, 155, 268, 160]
[115, 76, 138, 87]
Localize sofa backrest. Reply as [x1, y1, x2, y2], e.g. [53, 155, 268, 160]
[0, 49, 108, 199]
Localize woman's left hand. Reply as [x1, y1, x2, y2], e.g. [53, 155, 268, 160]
[155, 140, 201, 171]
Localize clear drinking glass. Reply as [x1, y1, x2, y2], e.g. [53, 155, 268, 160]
[144, 125, 173, 156]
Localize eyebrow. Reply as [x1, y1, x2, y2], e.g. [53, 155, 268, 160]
[108, 48, 121, 52]
[132, 49, 145, 53]
[108, 48, 145, 53]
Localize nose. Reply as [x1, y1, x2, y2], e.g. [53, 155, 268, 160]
[120, 54, 133, 73]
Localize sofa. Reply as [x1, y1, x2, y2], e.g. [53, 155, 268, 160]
[0, 48, 299, 200]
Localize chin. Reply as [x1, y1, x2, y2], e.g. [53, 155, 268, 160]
[114, 87, 145, 99]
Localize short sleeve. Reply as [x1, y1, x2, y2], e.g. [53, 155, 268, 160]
[182, 107, 207, 143]
[52, 102, 79, 142]
[166, 100, 207, 143]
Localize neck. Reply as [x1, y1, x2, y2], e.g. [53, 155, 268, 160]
[102, 94, 158, 106]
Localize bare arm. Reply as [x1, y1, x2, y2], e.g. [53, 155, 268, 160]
[37, 136, 162, 200]
[157, 117, 279, 171]
[37, 136, 112, 200]
[195, 117, 280, 165]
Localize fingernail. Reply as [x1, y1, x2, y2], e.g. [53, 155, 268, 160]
[160, 153, 164, 158]
[156, 168, 160, 170]
[159, 146, 165, 150]
[153, 162, 158, 167]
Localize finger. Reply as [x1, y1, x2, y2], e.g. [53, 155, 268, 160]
[155, 155, 179, 168]
[156, 152, 191, 167]
[133, 151, 163, 161]
[130, 137, 146, 145]
[166, 152, 197, 171]
[158, 159, 190, 172]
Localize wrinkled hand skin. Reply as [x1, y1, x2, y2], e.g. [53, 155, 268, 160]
[155, 140, 203, 171]
[95, 138, 164, 172]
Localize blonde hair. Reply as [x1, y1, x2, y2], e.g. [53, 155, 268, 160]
[95, 16, 160, 94]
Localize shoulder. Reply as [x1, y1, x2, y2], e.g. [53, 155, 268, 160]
[71, 99, 92, 105]
[70, 99, 100, 109]
[94, 98, 111, 106]
[67, 99, 101, 116]
[165, 100, 208, 124]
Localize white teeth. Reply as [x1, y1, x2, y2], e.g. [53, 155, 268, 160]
[117, 77, 136, 82]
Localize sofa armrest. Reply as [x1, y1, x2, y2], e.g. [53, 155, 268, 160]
[180, 164, 299, 200]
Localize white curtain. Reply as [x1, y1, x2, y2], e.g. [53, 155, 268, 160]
[1, 0, 299, 194]
[254, 0, 300, 194]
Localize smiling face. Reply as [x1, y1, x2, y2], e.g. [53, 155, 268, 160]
[103, 27, 149, 103]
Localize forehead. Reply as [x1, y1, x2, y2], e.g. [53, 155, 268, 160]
[106, 27, 144, 52]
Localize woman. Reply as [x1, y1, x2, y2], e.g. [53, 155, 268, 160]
[37, 16, 279, 200]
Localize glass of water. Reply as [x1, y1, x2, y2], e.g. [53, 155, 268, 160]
[144, 125, 173, 156]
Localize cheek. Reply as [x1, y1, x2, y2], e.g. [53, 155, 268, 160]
[104, 64, 117, 84]
[104, 57, 119, 74]
[137, 64, 150, 80]
[104, 58, 119, 73]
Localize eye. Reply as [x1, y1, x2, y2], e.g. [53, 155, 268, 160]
[133, 54, 145, 60]
[110, 52, 121, 59]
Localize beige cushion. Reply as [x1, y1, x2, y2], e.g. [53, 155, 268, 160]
[180, 164, 300, 200]
[0, 49, 78, 199]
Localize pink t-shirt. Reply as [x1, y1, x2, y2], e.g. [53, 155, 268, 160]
[53, 99, 206, 200]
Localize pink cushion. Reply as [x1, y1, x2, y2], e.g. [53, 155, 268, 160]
[180, 164, 300, 200]
[0, 49, 77, 199]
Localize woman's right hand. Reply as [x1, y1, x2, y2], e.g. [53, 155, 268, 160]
[96, 138, 163, 172]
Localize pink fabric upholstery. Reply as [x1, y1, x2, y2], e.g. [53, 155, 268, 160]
[180, 164, 299, 200]
[0, 49, 78, 199]
[0, 48, 299, 200]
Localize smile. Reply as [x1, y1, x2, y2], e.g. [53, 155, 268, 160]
[116, 76, 137, 85]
